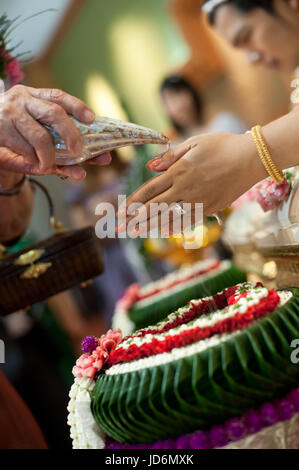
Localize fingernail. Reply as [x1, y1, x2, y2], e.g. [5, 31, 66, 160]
[146, 157, 160, 170]
[96, 153, 111, 165]
[151, 158, 162, 168]
[84, 110, 95, 122]
[71, 167, 86, 180]
[146, 161, 153, 170]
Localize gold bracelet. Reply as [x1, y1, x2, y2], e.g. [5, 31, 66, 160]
[251, 125, 285, 184]
[254, 126, 284, 183]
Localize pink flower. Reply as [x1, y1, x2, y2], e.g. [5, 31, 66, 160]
[118, 284, 140, 310]
[82, 367, 97, 379]
[255, 178, 291, 212]
[3, 53, 24, 86]
[99, 329, 122, 353]
[72, 329, 123, 379]
[72, 365, 83, 378]
[76, 354, 94, 369]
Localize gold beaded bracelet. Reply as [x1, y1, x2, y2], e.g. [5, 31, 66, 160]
[251, 125, 285, 184]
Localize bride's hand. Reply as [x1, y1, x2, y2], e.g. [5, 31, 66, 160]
[120, 132, 265, 235]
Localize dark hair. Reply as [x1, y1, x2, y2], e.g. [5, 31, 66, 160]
[160, 75, 203, 133]
[204, 0, 274, 24]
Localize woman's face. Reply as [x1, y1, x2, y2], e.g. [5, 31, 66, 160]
[161, 88, 200, 130]
[213, 1, 299, 73]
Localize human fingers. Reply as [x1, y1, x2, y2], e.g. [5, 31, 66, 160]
[26, 97, 83, 156]
[118, 173, 172, 218]
[146, 140, 195, 172]
[87, 152, 112, 166]
[55, 165, 87, 180]
[0, 121, 37, 162]
[14, 112, 55, 172]
[124, 188, 176, 236]
[28, 87, 95, 123]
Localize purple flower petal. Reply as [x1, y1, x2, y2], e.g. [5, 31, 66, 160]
[225, 418, 246, 441]
[260, 403, 279, 426]
[243, 410, 263, 434]
[287, 389, 299, 412]
[81, 336, 98, 353]
[276, 399, 294, 421]
[189, 431, 211, 449]
[176, 435, 190, 449]
[209, 426, 229, 448]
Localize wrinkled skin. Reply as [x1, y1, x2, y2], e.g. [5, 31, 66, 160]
[0, 85, 111, 180]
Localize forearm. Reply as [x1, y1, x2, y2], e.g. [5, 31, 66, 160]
[0, 171, 34, 244]
[262, 107, 299, 172]
[231, 107, 299, 189]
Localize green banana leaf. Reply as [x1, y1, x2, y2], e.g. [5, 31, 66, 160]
[92, 287, 299, 444]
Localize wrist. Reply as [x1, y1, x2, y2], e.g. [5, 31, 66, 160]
[235, 133, 268, 186]
[0, 171, 24, 191]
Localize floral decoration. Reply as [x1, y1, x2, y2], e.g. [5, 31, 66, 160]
[106, 387, 299, 449]
[107, 283, 280, 367]
[112, 260, 229, 336]
[72, 329, 122, 380]
[255, 175, 291, 212]
[0, 14, 25, 86]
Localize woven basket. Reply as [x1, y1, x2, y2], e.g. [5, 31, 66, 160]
[0, 227, 104, 316]
[0, 179, 104, 316]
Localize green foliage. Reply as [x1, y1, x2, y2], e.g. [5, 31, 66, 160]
[129, 265, 246, 330]
[92, 288, 299, 443]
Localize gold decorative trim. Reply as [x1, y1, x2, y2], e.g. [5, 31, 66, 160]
[14, 249, 45, 266]
[20, 262, 52, 280]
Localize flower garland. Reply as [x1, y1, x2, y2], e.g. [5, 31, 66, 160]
[232, 171, 292, 214]
[112, 259, 230, 336]
[107, 283, 280, 368]
[72, 329, 122, 381]
[106, 387, 299, 449]
[254, 173, 292, 212]
[68, 329, 123, 449]
[67, 377, 106, 449]
[68, 284, 294, 449]
[136, 259, 221, 301]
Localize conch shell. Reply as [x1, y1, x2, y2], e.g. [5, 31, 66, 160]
[46, 116, 169, 166]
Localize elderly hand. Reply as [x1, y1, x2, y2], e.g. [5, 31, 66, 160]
[120, 132, 266, 235]
[0, 85, 111, 180]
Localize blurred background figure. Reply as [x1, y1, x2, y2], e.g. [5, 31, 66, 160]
[66, 151, 140, 326]
[160, 74, 246, 143]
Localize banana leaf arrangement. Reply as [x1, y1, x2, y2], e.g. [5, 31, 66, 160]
[113, 260, 246, 334]
[92, 284, 299, 444]
[67, 281, 299, 448]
